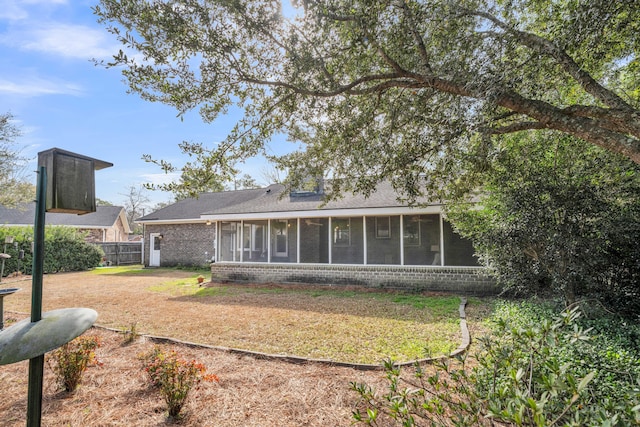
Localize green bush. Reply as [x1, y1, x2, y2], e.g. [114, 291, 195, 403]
[446, 133, 640, 317]
[0, 226, 103, 275]
[47, 335, 101, 392]
[0, 226, 33, 276]
[43, 236, 104, 273]
[352, 301, 640, 426]
[140, 346, 219, 418]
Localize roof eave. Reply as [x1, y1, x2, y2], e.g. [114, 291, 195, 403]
[135, 218, 210, 225]
[201, 205, 444, 221]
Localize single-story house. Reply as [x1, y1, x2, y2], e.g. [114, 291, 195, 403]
[137, 182, 498, 294]
[0, 203, 132, 243]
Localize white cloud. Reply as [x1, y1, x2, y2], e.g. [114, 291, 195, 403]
[0, 0, 68, 21]
[4, 23, 118, 60]
[0, 76, 83, 97]
[0, 3, 28, 21]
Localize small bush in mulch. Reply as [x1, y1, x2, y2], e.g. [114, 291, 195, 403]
[48, 335, 102, 392]
[139, 346, 219, 418]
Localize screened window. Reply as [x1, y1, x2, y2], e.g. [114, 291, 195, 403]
[218, 221, 240, 262]
[367, 216, 400, 264]
[403, 214, 440, 265]
[242, 220, 268, 262]
[299, 218, 329, 263]
[332, 217, 363, 264]
[443, 221, 478, 266]
[270, 219, 297, 263]
[403, 218, 421, 246]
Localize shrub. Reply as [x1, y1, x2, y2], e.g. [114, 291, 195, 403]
[352, 302, 640, 426]
[446, 134, 640, 317]
[140, 347, 218, 418]
[121, 321, 140, 344]
[0, 225, 104, 275]
[44, 231, 104, 273]
[0, 226, 33, 276]
[48, 335, 101, 392]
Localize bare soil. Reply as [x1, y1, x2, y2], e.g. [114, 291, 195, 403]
[0, 269, 490, 426]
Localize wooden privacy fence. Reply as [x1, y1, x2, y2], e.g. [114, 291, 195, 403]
[96, 242, 142, 266]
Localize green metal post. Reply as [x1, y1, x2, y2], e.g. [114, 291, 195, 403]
[0, 243, 5, 283]
[27, 166, 47, 427]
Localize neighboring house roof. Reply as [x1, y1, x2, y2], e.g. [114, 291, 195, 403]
[137, 181, 442, 224]
[0, 204, 132, 234]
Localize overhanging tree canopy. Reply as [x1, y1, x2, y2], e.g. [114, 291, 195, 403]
[94, 0, 640, 199]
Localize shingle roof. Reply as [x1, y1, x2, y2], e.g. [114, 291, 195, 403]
[137, 181, 438, 222]
[136, 187, 270, 222]
[203, 181, 410, 215]
[0, 204, 128, 229]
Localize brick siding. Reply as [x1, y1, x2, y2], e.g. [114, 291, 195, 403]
[210, 262, 499, 295]
[144, 223, 216, 267]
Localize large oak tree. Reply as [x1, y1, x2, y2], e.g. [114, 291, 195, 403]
[94, 0, 640, 199]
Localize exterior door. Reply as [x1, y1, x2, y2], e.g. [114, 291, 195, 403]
[274, 220, 288, 257]
[149, 233, 161, 266]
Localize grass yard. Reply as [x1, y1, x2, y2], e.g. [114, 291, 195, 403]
[0, 266, 492, 426]
[4, 266, 475, 364]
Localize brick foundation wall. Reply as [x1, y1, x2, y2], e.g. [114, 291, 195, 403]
[210, 262, 499, 295]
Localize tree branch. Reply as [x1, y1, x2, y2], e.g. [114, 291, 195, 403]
[487, 121, 547, 135]
[462, 8, 635, 112]
[397, 0, 433, 74]
[496, 92, 640, 162]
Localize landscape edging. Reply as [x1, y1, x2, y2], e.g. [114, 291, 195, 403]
[90, 296, 472, 371]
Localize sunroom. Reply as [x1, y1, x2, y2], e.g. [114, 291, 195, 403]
[212, 210, 478, 267]
[139, 181, 496, 293]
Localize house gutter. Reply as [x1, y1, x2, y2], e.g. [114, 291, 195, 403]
[200, 205, 444, 222]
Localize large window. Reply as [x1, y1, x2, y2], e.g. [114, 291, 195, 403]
[403, 218, 421, 246]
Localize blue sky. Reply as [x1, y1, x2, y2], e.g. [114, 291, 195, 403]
[0, 0, 295, 207]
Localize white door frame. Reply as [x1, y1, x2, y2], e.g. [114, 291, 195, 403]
[274, 219, 288, 257]
[149, 233, 161, 266]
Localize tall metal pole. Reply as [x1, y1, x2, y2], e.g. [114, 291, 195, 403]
[0, 243, 5, 283]
[27, 166, 47, 427]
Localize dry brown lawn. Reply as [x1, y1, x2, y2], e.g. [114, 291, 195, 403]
[0, 268, 491, 426]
